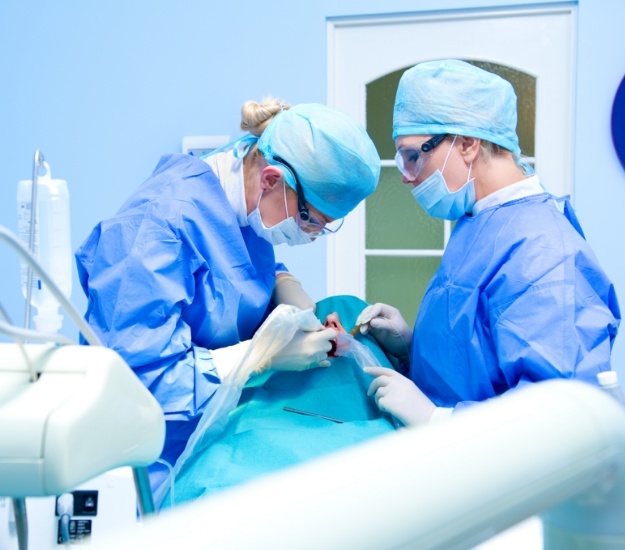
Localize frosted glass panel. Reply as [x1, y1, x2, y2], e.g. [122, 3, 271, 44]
[366, 256, 440, 327]
[366, 69, 405, 159]
[366, 167, 444, 249]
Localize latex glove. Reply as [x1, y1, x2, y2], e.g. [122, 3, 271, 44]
[272, 273, 316, 313]
[210, 341, 252, 381]
[355, 303, 412, 360]
[364, 366, 436, 426]
[262, 326, 338, 373]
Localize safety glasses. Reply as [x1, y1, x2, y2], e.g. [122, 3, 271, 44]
[272, 155, 344, 236]
[394, 134, 448, 180]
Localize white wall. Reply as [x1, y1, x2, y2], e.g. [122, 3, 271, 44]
[573, 0, 625, 379]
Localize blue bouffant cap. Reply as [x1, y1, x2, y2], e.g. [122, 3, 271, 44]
[257, 104, 381, 219]
[393, 59, 521, 154]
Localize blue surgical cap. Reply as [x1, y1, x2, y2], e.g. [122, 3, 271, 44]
[257, 104, 380, 219]
[393, 59, 521, 154]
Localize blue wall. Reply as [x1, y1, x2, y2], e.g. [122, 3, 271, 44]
[1, 0, 624, 378]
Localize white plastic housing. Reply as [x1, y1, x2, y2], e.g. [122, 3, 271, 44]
[92, 379, 625, 549]
[181, 135, 231, 157]
[0, 344, 165, 497]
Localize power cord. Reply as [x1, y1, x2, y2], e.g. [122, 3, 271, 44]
[56, 493, 74, 546]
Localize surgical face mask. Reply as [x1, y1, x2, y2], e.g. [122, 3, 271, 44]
[247, 184, 313, 246]
[411, 137, 476, 220]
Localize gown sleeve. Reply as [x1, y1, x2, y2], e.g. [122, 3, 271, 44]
[414, 195, 621, 414]
[490, 250, 619, 387]
[453, 205, 620, 411]
[76, 209, 220, 423]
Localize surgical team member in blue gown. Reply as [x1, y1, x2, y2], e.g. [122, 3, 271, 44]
[75, 99, 381, 481]
[356, 60, 621, 426]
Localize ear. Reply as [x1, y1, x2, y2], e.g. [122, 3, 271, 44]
[259, 165, 284, 192]
[458, 136, 481, 163]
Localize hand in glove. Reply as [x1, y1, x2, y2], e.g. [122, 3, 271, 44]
[263, 326, 338, 372]
[364, 366, 436, 426]
[272, 273, 316, 313]
[355, 303, 412, 360]
[210, 340, 251, 381]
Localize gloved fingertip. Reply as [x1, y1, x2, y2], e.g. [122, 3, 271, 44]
[357, 314, 371, 326]
[355, 307, 373, 326]
[318, 360, 331, 368]
[360, 324, 370, 335]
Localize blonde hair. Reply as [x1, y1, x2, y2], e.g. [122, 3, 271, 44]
[240, 97, 291, 137]
[479, 140, 506, 163]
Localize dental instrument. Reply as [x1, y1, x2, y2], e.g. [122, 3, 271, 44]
[349, 324, 362, 336]
[282, 406, 345, 424]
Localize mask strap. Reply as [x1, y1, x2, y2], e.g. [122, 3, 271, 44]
[255, 180, 289, 228]
[282, 181, 289, 220]
[252, 188, 271, 230]
[440, 135, 458, 175]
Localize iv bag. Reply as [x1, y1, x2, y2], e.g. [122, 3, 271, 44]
[17, 161, 72, 333]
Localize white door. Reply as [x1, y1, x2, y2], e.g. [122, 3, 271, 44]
[326, 6, 576, 324]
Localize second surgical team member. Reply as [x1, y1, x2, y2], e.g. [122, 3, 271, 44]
[358, 60, 620, 426]
[76, 99, 381, 477]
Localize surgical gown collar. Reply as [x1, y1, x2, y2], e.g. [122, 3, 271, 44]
[472, 175, 546, 215]
[202, 151, 248, 226]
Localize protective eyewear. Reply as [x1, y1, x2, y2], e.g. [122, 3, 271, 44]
[394, 134, 448, 180]
[272, 155, 344, 236]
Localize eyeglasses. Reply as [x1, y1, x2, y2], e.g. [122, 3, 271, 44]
[394, 134, 448, 180]
[272, 155, 344, 236]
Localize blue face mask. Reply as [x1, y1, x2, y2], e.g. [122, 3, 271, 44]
[411, 137, 476, 220]
[247, 185, 313, 247]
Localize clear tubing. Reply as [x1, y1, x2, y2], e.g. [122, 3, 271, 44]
[0, 225, 102, 347]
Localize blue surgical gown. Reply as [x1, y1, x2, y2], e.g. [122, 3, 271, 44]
[411, 194, 620, 409]
[75, 153, 280, 466]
